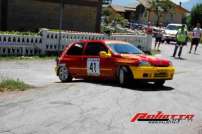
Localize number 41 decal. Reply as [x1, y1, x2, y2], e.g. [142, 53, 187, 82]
[87, 58, 100, 76]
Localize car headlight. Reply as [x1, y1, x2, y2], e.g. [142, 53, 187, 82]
[138, 61, 151, 66]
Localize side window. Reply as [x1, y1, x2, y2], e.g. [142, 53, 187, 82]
[67, 43, 84, 55]
[85, 43, 108, 56]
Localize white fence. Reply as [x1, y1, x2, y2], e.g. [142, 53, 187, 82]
[0, 29, 152, 56]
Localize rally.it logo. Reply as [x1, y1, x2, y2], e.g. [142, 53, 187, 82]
[130, 111, 194, 124]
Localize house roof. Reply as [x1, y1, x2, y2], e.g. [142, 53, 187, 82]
[110, 4, 136, 12]
[173, 2, 190, 13]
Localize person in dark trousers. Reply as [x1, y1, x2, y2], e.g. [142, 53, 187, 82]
[189, 23, 201, 54]
[172, 25, 188, 59]
[154, 23, 163, 51]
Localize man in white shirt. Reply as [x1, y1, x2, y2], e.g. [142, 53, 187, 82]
[189, 23, 201, 54]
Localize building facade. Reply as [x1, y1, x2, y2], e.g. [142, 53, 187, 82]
[0, 0, 1, 30]
[137, 2, 190, 26]
[0, 0, 102, 32]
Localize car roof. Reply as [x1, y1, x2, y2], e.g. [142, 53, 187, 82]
[79, 40, 128, 45]
[167, 24, 182, 26]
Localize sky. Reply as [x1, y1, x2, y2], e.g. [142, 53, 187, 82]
[112, 0, 202, 11]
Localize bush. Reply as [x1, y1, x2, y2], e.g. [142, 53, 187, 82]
[186, 3, 202, 29]
[0, 31, 38, 35]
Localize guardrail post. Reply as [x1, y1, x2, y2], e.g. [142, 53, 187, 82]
[40, 28, 48, 55]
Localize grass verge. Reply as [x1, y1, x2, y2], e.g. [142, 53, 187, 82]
[0, 56, 56, 61]
[0, 79, 31, 92]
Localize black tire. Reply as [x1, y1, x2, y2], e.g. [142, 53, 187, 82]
[155, 80, 165, 87]
[118, 66, 132, 86]
[58, 66, 72, 82]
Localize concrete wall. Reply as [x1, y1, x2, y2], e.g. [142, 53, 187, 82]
[0, 30, 151, 56]
[6, 0, 98, 32]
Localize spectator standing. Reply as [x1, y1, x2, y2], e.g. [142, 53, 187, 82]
[154, 23, 164, 51]
[189, 23, 201, 54]
[146, 21, 153, 35]
[172, 25, 188, 59]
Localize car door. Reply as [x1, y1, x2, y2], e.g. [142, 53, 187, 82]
[63, 42, 85, 77]
[83, 42, 114, 78]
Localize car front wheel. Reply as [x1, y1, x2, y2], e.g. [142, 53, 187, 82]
[118, 67, 132, 86]
[58, 66, 72, 82]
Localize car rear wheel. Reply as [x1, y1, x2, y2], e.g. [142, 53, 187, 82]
[58, 66, 72, 82]
[118, 66, 132, 86]
[155, 80, 165, 87]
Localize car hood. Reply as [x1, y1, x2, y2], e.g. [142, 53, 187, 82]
[165, 29, 177, 35]
[120, 54, 170, 67]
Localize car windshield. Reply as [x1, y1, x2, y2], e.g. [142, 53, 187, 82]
[107, 43, 143, 54]
[166, 25, 181, 30]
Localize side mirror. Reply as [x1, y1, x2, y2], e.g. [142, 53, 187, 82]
[99, 51, 111, 58]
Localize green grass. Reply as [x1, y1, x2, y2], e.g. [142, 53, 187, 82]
[0, 56, 56, 61]
[0, 31, 38, 36]
[0, 79, 31, 92]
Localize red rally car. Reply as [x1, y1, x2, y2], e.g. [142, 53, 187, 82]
[55, 40, 175, 86]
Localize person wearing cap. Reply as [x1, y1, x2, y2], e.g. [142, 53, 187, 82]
[189, 23, 201, 54]
[172, 24, 188, 58]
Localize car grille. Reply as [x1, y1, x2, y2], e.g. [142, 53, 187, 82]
[154, 72, 168, 78]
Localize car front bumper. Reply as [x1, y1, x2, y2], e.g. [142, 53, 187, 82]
[163, 35, 176, 41]
[129, 66, 175, 80]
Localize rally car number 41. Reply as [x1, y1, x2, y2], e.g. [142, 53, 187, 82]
[56, 40, 175, 86]
[87, 58, 100, 76]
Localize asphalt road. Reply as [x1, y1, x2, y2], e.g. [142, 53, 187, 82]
[0, 42, 202, 134]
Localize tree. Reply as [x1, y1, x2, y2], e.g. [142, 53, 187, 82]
[147, 0, 174, 26]
[102, 7, 129, 27]
[190, 4, 202, 27]
[185, 15, 192, 30]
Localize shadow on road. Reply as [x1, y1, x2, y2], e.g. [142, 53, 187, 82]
[59, 79, 175, 92]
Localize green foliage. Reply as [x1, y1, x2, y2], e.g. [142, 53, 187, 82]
[149, 0, 174, 25]
[0, 31, 38, 35]
[185, 3, 202, 29]
[101, 25, 115, 33]
[0, 79, 31, 92]
[102, 7, 129, 28]
[190, 4, 202, 27]
[185, 15, 192, 30]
